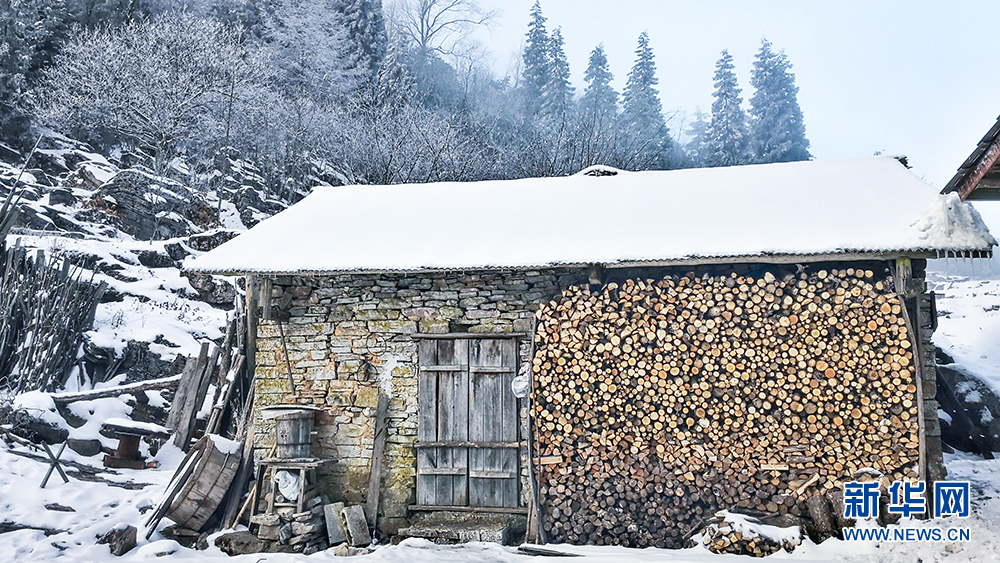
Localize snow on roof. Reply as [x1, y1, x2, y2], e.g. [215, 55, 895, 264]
[186, 157, 997, 275]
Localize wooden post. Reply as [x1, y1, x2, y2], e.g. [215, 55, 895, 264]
[365, 393, 390, 530]
[896, 261, 928, 514]
[246, 275, 258, 398]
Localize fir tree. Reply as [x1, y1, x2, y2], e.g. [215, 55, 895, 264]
[749, 39, 811, 163]
[539, 27, 572, 122]
[580, 44, 617, 122]
[521, 0, 549, 116]
[574, 43, 619, 168]
[621, 32, 673, 169]
[341, 0, 388, 82]
[706, 49, 750, 167]
[684, 107, 710, 167]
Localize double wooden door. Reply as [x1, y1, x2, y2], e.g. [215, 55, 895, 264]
[416, 337, 521, 509]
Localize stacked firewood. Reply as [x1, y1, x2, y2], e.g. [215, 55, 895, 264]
[531, 268, 919, 547]
[691, 512, 800, 557]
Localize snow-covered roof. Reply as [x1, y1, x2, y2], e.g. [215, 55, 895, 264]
[186, 157, 997, 275]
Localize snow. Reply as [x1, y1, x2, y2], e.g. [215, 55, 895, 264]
[187, 157, 996, 275]
[103, 417, 170, 435]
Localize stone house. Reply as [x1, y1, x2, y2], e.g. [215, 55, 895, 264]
[186, 157, 995, 545]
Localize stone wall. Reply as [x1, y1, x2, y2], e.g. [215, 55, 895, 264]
[251, 269, 587, 533]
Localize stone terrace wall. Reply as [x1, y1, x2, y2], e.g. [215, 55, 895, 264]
[252, 269, 588, 532]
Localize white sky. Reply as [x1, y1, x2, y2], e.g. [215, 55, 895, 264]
[471, 0, 999, 189]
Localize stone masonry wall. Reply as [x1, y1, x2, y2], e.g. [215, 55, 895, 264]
[252, 269, 588, 533]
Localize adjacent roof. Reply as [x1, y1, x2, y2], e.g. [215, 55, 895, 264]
[187, 157, 996, 276]
[942, 114, 1000, 201]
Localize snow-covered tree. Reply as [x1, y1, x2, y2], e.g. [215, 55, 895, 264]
[683, 107, 710, 167]
[0, 0, 67, 139]
[621, 32, 673, 169]
[576, 43, 619, 167]
[341, 0, 388, 81]
[267, 0, 354, 100]
[539, 27, 572, 122]
[706, 49, 750, 167]
[521, 0, 549, 116]
[749, 39, 811, 163]
[581, 44, 617, 122]
[35, 12, 264, 170]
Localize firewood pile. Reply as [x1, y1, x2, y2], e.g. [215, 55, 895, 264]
[689, 512, 800, 557]
[531, 267, 919, 547]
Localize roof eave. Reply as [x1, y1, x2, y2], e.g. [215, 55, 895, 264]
[184, 248, 992, 277]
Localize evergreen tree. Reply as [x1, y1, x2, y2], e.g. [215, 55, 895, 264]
[684, 107, 709, 167]
[341, 0, 388, 82]
[749, 38, 810, 163]
[706, 49, 750, 167]
[621, 32, 673, 169]
[521, 0, 549, 116]
[580, 44, 617, 122]
[539, 27, 572, 122]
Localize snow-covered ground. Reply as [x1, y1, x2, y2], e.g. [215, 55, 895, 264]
[4, 267, 1000, 562]
[2, 421, 998, 563]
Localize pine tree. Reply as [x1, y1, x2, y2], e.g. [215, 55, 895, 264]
[539, 27, 572, 121]
[341, 0, 388, 82]
[684, 107, 710, 167]
[749, 39, 811, 163]
[521, 0, 549, 116]
[706, 49, 750, 167]
[580, 44, 617, 122]
[621, 32, 673, 169]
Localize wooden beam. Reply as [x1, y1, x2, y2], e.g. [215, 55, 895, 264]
[365, 393, 389, 529]
[50, 375, 181, 404]
[958, 136, 1000, 201]
[412, 333, 528, 340]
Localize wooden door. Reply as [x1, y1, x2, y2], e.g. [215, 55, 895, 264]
[416, 337, 520, 509]
[468, 339, 519, 508]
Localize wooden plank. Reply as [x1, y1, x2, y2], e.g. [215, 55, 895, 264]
[500, 338, 519, 508]
[453, 339, 469, 506]
[417, 340, 437, 506]
[436, 339, 455, 506]
[365, 392, 389, 528]
[417, 467, 468, 476]
[172, 343, 211, 450]
[166, 356, 198, 431]
[420, 365, 463, 372]
[469, 470, 517, 479]
[470, 366, 515, 373]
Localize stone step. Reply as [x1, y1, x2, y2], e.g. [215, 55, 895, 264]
[394, 511, 526, 545]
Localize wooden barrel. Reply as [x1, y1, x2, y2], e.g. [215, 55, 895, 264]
[165, 434, 242, 531]
[274, 410, 315, 458]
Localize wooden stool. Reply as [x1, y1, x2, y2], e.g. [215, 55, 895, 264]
[100, 418, 170, 469]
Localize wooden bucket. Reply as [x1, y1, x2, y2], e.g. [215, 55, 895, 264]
[164, 434, 242, 532]
[274, 410, 315, 458]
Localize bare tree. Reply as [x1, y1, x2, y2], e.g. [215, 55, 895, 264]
[390, 0, 498, 60]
